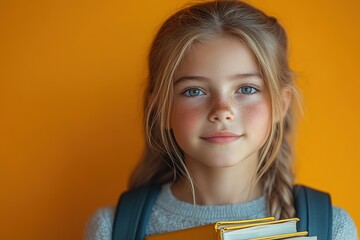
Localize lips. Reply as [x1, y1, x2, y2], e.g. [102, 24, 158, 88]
[200, 131, 241, 144]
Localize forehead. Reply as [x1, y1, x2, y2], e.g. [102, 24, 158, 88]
[175, 35, 260, 81]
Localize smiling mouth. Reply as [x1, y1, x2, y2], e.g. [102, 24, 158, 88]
[200, 136, 241, 144]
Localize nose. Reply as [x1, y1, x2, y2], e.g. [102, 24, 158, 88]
[208, 95, 235, 123]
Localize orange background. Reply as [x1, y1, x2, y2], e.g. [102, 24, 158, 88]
[0, 0, 359, 239]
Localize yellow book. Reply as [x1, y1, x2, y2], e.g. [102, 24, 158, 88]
[145, 217, 311, 240]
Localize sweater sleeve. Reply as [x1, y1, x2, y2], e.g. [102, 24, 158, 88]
[84, 207, 115, 240]
[332, 206, 358, 240]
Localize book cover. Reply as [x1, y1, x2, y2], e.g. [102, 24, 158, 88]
[145, 217, 315, 240]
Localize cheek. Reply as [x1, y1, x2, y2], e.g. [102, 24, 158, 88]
[170, 103, 204, 150]
[171, 102, 203, 132]
[242, 101, 271, 134]
[244, 102, 270, 120]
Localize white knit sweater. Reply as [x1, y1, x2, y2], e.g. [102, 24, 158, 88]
[85, 183, 358, 239]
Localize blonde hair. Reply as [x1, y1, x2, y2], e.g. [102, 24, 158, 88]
[129, 0, 300, 219]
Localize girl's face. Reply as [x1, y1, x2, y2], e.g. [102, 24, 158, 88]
[170, 35, 272, 169]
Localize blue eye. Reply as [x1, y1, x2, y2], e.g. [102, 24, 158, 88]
[183, 88, 205, 97]
[238, 86, 258, 95]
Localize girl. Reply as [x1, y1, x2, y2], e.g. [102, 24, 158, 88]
[86, 0, 357, 239]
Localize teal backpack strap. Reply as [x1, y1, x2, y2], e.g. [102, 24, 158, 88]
[112, 184, 161, 240]
[294, 184, 333, 239]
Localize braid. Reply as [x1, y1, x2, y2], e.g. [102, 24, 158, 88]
[262, 113, 296, 219]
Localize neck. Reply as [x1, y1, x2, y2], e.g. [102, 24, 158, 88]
[172, 156, 263, 205]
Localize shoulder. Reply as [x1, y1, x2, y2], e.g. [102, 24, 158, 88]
[332, 206, 358, 240]
[84, 206, 115, 240]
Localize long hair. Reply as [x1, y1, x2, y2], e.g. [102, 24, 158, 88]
[129, 0, 300, 219]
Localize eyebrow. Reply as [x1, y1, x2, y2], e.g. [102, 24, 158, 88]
[174, 73, 262, 85]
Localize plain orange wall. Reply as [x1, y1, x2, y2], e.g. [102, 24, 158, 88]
[1, 0, 359, 239]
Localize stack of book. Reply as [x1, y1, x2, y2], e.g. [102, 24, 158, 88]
[146, 217, 317, 240]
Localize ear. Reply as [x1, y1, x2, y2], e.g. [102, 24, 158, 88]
[279, 87, 292, 121]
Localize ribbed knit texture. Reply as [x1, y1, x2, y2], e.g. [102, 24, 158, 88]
[85, 183, 358, 239]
